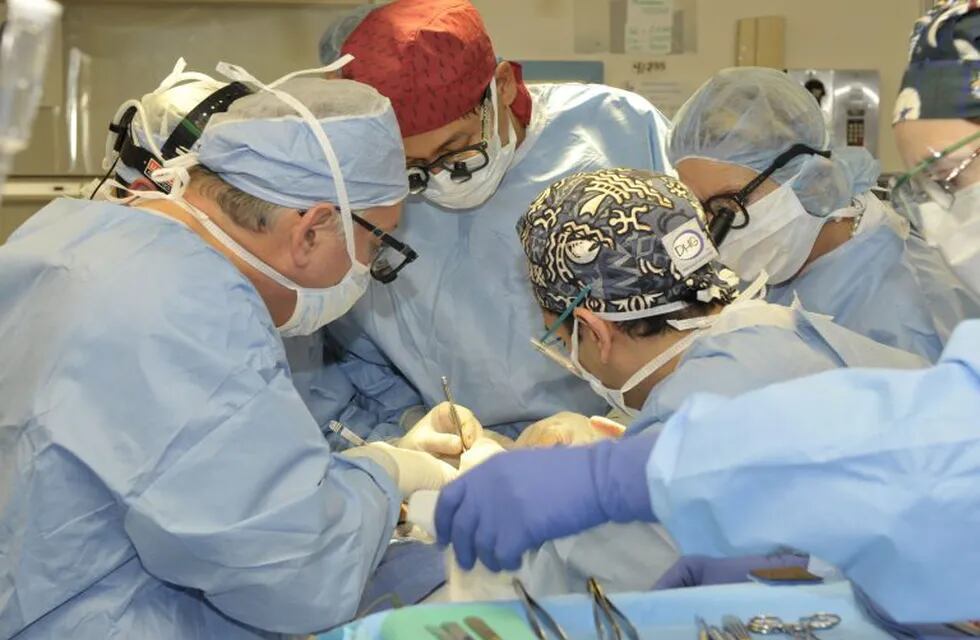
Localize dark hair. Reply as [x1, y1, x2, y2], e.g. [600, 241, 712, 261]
[561, 299, 720, 339]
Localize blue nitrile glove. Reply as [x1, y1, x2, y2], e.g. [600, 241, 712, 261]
[654, 554, 810, 589]
[435, 433, 658, 572]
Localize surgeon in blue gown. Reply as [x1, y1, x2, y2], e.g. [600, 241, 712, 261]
[433, 6, 980, 623]
[0, 76, 463, 639]
[487, 168, 925, 594]
[668, 67, 980, 363]
[357, 6, 979, 628]
[314, 0, 672, 441]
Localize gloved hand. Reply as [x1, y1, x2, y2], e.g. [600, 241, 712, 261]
[458, 438, 507, 474]
[398, 402, 482, 456]
[343, 442, 458, 499]
[653, 554, 810, 589]
[435, 433, 658, 572]
[516, 412, 604, 448]
[481, 430, 516, 449]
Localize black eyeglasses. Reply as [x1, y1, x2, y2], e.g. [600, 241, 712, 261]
[351, 212, 418, 284]
[702, 143, 831, 246]
[300, 208, 418, 284]
[406, 88, 492, 195]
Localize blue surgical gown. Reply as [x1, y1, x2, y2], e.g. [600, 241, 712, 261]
[647, 319, 980, 623]
[0, 199, 400, 639]
[630, 301, 928, 435]
[325, 83, 673, 439]
[766, 201, 980, 362]
[284, 330, 424, 449]
[518, 301, 927, 596]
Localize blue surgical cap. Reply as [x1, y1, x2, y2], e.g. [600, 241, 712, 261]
[669, 67, 880, 217]
[318, 4, 383, 65]
[195, 78, 407, 210]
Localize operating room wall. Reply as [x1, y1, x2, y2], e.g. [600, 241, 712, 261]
[473, 0, 923, 175]
[0, 0, 925, 241]
[0, 1, 359, 241]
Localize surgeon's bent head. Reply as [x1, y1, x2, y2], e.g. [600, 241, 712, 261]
[517, 168, 739, 410]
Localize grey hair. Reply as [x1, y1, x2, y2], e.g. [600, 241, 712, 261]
[188, 165, 345, 235]
[188, 78, 391, 232]
[188, 165, 285, 232]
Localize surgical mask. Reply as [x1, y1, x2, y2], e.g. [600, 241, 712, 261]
[118, 57, 371, 337]
[570, 317, 704, 419]
[935, 181, 980, 297]
[176, 198, 371, 337]
[719, 176, 827, 285]
[907, 200, 949, 247]
[423, 81, 518, 210]
[553, 274, 767, 418]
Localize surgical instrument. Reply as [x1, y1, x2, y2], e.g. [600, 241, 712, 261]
[427, 625, 451, 640]
[747, 613, 841, 638]
[442, 622, 476, 640]
[588, 577, 640, 640]
[327, 420, 367, 447]
[441, 375, 467, 451]
[696, 616, 728, 640]
[722, 615, 752, 640]
[465, 617, 504, 640]
[512, 578, 569, 640]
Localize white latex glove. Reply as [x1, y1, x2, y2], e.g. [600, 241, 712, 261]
[605, 405, 635, 429]
[515, 411, 604, 448]
[342, 442, 458, 499]
[481, 430, 515, 449]
[458, 437, 507, 475]
[397, 401, 483, 456]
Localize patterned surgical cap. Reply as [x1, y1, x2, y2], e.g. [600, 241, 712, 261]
[517, 168, 737, 315]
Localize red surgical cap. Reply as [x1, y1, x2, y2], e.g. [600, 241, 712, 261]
[341, 0, 531, 137]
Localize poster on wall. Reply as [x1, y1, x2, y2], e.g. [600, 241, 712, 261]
[573, 0, 697, 55]
[624, 0, 673, 55]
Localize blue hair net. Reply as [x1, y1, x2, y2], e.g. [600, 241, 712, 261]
[669, 67, 880, 217]
[195, 78, 407, 210]
[318, 4, 382, 65]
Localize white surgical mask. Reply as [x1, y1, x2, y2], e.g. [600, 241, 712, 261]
[564, 274, 768, 419]
[570, 318, 704, 419]
[936, 181, 980, 297]
[122, 57, 372, 337]
[423, 80, 517, 210]
[176, 199, 371, 337]
[904, 199, 948, 247]
[720, 176, 827, 285]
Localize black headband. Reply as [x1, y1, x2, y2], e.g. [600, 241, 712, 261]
[109, 81, 254, 191]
